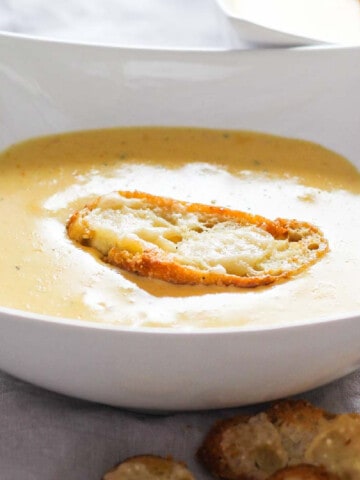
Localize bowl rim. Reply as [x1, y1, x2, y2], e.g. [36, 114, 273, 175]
[0, 28, 231, 52]
[1, 28, 358, 52]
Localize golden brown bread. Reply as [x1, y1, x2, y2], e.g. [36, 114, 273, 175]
[304, 414, 360, 479]
[197, 399, 360, 480]
[102, 455, 195, 480]
[67, 190, 328, 288]
[264, 400, 335, 465]
[198, 411, 287, 480]
[267, 464, 340, 480]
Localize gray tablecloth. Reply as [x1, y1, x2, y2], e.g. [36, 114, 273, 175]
[1, 371, 360, 480]
[0, 1, 359, 479]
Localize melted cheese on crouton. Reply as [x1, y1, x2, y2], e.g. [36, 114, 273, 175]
[82, 196, 288, 274]
[67, 191, 328, 287]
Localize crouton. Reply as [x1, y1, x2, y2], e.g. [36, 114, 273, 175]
[197, 399, 360, 480]
[305, 414, 360, 480]
[67, 191, 328, 288]
[267, 464, 340, 480]
[102, 455, 195, 480]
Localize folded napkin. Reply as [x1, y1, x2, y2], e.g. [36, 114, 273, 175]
[0, 0, 238, 49]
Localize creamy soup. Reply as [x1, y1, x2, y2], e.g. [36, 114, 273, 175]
[0, 127, 359, 329]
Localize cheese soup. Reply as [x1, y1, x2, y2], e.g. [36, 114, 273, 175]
[0, 128, 359, 329]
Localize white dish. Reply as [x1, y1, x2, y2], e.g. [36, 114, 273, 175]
[216, 0, 360, 47]
[0, 32, 360, 411]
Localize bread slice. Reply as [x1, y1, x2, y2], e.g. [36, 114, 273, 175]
[197, 399, 360, 480]
[67, 191, 328, 288]
[267, 464, 340, 480]
[305, 414, 360, 479]
[265, 400, 335, 465]
[197, 412, 288, 480]
[102, 455, 195, 480]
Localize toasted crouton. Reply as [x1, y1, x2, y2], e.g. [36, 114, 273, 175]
[67, 191, 328, 288]
[265, 400, 335, 464]
[197, 399, 360, 480]
[305, 414, 360, 479]
[102, 455, 195, 480]
[267, 464, 340, 480]
[198, 411, 289, 480]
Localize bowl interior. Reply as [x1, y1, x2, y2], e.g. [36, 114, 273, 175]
[0, 35, 359, 167]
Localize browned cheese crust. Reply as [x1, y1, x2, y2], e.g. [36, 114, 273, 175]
[197, 399, 360, 480]
[67, 190, 329, 288]
[102, 454, 195, 480]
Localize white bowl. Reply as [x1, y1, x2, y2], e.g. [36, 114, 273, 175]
[216, 0, 360, 47]
[0, 32, 360, 411]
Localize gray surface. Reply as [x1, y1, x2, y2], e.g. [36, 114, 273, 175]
[0, 1, 359, 478]
[1, 370, 360, 480]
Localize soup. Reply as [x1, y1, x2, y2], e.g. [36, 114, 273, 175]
[0, 127, 359, 329]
